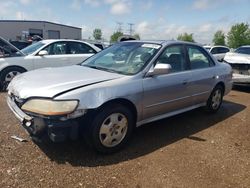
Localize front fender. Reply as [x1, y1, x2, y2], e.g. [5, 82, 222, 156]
[54, 77, 144, 121]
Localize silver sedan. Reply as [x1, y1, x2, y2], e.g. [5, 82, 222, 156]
[7, 40, 233, 153]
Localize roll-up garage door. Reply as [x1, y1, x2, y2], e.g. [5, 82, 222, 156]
[48, 30, 60, 39]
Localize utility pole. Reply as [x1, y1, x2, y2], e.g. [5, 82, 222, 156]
[116, 22, 123, 33]
[127, 23, 134, 35]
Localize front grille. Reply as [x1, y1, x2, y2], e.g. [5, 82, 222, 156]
[229, 63, 250, 75]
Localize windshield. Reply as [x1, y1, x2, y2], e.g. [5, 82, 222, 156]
[21, 41, 46, 55]
[82, 42, 161, 75]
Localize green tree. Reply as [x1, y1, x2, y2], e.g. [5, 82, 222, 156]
[177, 33, 195, 42]
[213, 30, 226, 45]
[93, 28, 102, 40]
[227, 23, 250, 48]
[110, 31, 123, 43]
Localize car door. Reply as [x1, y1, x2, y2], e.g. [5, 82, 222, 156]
[32, 41, 71, 69]
[142, 45, 193, 120]
[186, 45, 217, 105]
[66, 42, 97, 65]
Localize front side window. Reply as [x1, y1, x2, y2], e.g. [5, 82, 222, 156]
[188, 46, 213, 69]
[157, 45, 186, 73]
[68, 42, 96, 54]
[43, 42, 68, 55]
[82, 42, 161, 75]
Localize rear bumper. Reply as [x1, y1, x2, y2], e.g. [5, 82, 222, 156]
[232, 73, 250, 85]
[7, 96, 80, 142]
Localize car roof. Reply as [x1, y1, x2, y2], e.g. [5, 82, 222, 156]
[123, 40, 203, 47]
[237, 45, 250, 48]
[212, 45, 229, 48]
[39, 39, 101, 51]
[41, 39, 91, 44]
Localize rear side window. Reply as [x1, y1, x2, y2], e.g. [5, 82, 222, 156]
[211, 47, 229, 54]
[68, 42, 96, 54]
[218, 47, 229, 53]
[188, 45, 214, 70]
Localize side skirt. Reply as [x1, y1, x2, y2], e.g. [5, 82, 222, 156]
[136, 103, 206, 127]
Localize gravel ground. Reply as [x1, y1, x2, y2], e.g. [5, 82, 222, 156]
[0, 88, 249, 188]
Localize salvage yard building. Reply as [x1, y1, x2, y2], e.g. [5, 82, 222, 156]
[0, 20, 82, 41]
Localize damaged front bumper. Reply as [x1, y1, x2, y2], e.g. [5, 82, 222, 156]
[232, 73, 250, 85]
[228, 63, 250, 85]
[7, 96, 80, 142]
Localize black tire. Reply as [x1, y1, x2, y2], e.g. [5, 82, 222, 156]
[205, 85, 224, 113]
[84, 104, 135, 154]
[0, 67, 25, 91]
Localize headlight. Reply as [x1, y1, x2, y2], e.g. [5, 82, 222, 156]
[21, 99, 78, 116]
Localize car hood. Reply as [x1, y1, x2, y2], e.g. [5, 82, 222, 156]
[8, 65, 123, 99]
[224, 52, 250, 64]
[0, 37, 25, 56]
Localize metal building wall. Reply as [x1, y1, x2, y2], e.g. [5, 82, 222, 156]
[0, 21, 82, 40]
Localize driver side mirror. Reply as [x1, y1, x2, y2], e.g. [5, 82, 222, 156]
[38, 50, 48, 56]
[146, 63, 172, 77]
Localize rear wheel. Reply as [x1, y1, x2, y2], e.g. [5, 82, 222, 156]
[206, 85, 224, 113]
[84, 104, 134, 153]
[0, 67, 25, 91]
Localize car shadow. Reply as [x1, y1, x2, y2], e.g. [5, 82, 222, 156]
[36, 100, 246, 167]
[233, 85, 250, 93]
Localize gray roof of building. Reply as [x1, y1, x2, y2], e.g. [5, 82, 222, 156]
[0, 20, 81, 30]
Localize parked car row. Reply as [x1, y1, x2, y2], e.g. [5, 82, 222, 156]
[6, 40, 233, 153]
[204, 45, 250, 86]
[204, 45, 230, 61]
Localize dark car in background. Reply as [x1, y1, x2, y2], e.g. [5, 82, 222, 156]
[10, 41, 31, 50]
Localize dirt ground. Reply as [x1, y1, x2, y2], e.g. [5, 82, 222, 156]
[0, 87, 249, 188]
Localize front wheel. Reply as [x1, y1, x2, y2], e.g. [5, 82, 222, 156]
[85, 104, 135, 153]
[205, 85, 224, 113]
[0, 67, 25, 91]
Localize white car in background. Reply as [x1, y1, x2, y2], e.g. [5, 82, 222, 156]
[0, 37, 100, 90]
[204, 45, 230, 61]
[224, 46, 250, 85]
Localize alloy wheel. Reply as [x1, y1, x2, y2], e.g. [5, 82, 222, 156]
[5, 71, 21, 82]
[99, 113, 128, 148]
[211, 89, 222, 110]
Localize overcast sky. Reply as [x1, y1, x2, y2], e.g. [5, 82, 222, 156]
[0, 0, 250, 44]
